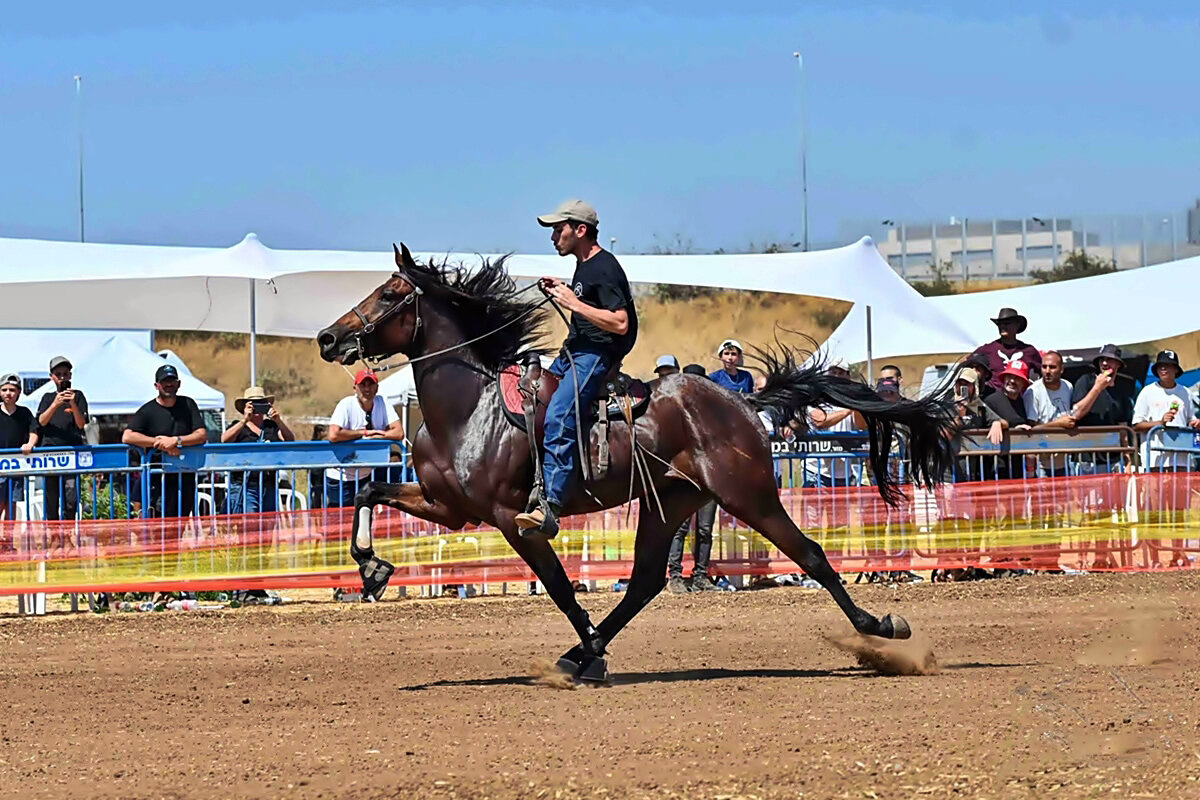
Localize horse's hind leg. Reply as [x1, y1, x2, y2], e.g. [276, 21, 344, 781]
[720, 489, 910, 640]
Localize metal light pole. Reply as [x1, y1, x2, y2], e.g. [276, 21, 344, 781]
[609, 237, 616, 254]
[1020, 218, 1028, 276]
[1051, 216, 1059, 268]
[793, 52, 809, 252]
[960, 216, 968, 281]
[74, 75, 85, 242]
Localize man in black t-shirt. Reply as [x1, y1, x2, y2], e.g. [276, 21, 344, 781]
[1, 372, 38, 519]
[36, 355, 89, 521]
[122, 364, 208, 518]
[515, 199, 638, 537]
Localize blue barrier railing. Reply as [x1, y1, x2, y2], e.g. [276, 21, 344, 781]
[0, 441, 413, 522]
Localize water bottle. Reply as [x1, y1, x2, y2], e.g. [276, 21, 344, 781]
[167, 599, 199, 611]
[714, 576, 737, 592]
[136, 601, 157, 612]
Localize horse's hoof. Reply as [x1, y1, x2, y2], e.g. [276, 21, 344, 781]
[556, 645, 585, 674]
[883, 613, 912, 640]
[574, 655, 610, 685]
[359, 556, 395, 602]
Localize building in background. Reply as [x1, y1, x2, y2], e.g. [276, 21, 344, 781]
[1188, 199, 1200, 245]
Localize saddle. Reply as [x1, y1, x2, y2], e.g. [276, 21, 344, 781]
[499, 355, 651, 479]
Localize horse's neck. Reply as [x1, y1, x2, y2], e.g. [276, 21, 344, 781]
[409, 318, 491, 442]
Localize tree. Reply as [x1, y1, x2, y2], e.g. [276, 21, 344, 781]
[909, 260, 959, 297]
[1030, 250, 1117, 284]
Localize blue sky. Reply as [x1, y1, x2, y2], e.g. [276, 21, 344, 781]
[2, 2, 1197, 254]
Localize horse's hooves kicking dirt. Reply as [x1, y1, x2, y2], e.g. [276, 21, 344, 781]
[883, 613, 912, 639]
[825, 633, 940, 676]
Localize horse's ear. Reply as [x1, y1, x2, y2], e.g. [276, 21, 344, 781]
[394, 242, 417, 271]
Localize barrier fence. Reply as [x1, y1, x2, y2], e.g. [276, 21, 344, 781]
[1, 428, 1198, 600]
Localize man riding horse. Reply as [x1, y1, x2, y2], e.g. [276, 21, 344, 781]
[514, 199, 638, 538]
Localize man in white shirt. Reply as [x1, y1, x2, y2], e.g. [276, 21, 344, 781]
[323, 369, 405, 507]
[1132, 349, 1200, 471]
[1022, 349, 1075, 478]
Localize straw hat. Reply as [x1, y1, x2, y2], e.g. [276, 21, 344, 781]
[234, 386, 275, 414]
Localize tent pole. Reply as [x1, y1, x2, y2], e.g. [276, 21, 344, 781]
[249, 279, 257, 385]
[865, 304, 874, 384]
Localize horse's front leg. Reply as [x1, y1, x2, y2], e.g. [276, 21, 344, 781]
[351, 480, 471, 601]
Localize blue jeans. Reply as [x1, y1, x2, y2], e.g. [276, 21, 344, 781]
[226, 478, 278, 515]
[543, 351, 611, 508]
[322, 475, 362, 508]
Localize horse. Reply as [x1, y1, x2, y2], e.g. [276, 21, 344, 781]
[317, 244, 959, 681]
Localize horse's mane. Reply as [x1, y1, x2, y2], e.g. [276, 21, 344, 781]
[404, 255, 550, 371]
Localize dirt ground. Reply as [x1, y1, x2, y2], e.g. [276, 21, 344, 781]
[2, 573, 1199, 800]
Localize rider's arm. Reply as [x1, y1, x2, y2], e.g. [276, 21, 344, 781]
[567, 303, 629, 335]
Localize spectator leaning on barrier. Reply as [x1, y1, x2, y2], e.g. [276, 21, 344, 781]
[324, 369, 404, 508]
[1069, 344, 1131, 474]
[970, 308, 1042, 393]
[122, 364, 207, 518]
[221, 386, 296, 514]
[709, 338, 755, 393]
[37, 355, 89, 522]
[982, 361, 1034, 477]
[1022, 350, 1075, 477]
[0, 372, 38, 518]
[653, 354, 680, 378]
[667, 363, 720, 594]
[1132, 349, 1200, 471]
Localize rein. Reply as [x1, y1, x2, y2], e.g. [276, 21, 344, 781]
[352, 274, 552, 374]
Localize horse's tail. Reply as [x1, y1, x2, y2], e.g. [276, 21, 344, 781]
[745, 343, 958, 506]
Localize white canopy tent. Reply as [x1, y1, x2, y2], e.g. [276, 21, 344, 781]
[928, 255, 1200, 351]
[20, 335, 225, 416]
[0, 329, 152, 384]
[0, 232, 975, 379]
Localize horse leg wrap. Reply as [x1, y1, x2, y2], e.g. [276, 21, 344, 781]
[350, 505, 394, 602]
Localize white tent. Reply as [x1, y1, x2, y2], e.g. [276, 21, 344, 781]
[20, 335, 225, 416]
[0, 329, 152, 382]
[378, 365, 417, 407]
[0, 232, 977, 374]
[928, 255, 1200, 351]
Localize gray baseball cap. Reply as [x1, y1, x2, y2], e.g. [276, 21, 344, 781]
[0, 373, 20, 391]
[537, 199, 599, 228]
[49, 355, 72, 371]
[654, 354, 679, 371]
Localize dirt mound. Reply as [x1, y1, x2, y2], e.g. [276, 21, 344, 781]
[824, 632, 940, 675]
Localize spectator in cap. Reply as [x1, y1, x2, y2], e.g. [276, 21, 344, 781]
[968, 307, 1042, 393]
[653, 354, 680, 378]
[122, 363, 208, 517]
[708, 338, 755, 393]
[1132, 349, 1200, 469]
[37, 355, 90, 522]
[983, 361, 1033, 445]
[1070, 344, 1132, 431]
[323, 368, 405, 509]
[667, 367, 720, 593]
[220, 386, 297, 515]
[0, 373, 38, 520]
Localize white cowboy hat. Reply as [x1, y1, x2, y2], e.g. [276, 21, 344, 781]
[234, 385, 275, 414]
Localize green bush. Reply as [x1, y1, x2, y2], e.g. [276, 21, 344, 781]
[80, 474, 133, 520]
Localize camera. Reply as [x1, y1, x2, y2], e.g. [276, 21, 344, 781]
[250, 400, 272, 414]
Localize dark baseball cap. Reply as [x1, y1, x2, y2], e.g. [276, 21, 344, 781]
[155, 364, 180, 382]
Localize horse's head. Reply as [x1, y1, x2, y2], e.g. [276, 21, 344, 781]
[317, 243, 424, 364]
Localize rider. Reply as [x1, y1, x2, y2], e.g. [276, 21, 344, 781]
[515, 199, 638, 538]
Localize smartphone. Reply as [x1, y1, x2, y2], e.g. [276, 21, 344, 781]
[955, 384, 970, 400]
[59, 379, 71, 391]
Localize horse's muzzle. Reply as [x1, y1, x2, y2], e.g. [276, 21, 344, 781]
[317, 326, 358, 364]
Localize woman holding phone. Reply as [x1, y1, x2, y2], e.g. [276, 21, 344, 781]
[222, 386, 295, 514]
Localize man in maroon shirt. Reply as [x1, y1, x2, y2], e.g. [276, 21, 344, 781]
[969, 307, 1042, 392]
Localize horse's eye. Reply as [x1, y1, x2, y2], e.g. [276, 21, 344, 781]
[380, 290, 399, 302]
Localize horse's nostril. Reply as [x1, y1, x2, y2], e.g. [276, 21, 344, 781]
[317, 330, 337, 349]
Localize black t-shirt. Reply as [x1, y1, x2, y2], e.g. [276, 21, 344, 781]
[0, 406, 37, 450]
[224, 419, 283, 487]
[562, 250, 638, 359]
[983, 391, 1030, 427]
[1070, 372, 1133, 426]
[129, 396, 205, 462]
[36, 390, 89, 446]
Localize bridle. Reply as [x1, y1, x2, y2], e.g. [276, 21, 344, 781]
[350, 270, 423, 367]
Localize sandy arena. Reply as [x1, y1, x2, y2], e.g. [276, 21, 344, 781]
[2, 572, 1199, 799]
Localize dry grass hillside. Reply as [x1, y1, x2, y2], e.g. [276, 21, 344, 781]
[160, 281, 1200, 427]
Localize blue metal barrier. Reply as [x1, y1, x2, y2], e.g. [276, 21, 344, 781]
[0, 441, 413, 522]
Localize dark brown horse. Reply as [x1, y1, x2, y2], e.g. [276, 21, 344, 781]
[317, 244, 958, 681]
